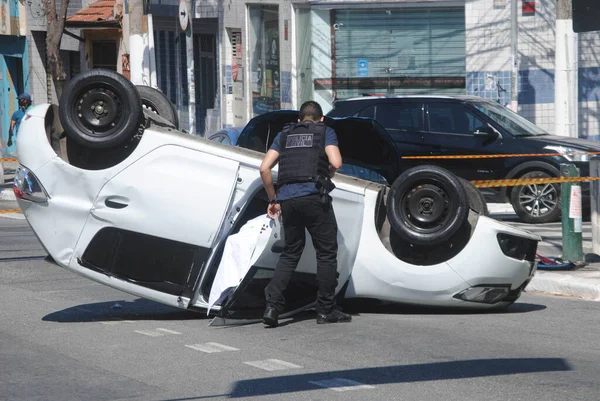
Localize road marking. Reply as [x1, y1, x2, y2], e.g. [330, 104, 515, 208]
[308, 378, 375, 392]
[134, 328, 181, 336]
[155, 328, 181, 335]
[100, 318, 136, 326]
[135, 330, 166, 337]
[244, 359, 303, 371]
[185, 342, 240, 353]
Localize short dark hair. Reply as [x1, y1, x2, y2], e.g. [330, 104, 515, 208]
[299, 101, 323, 122]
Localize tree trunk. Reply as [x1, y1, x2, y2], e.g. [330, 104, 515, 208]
[44, 0, 70, 100]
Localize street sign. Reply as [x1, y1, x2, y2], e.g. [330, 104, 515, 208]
[179, 0, 189, 31]
[357, 60, 368, 77]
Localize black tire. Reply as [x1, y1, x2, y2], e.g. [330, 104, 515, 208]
[59, 69, 143, 149]
[136, 85, 179, 129]
[509, 170, 561, 224]
[386, 165, 470, 246]
[458, 177, 489, 216]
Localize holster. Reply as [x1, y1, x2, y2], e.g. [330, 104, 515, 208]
[316, 176, 336, 205]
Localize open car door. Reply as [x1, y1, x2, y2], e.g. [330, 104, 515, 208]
[210, 111, 400, 325]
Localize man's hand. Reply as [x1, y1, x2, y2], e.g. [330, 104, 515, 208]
[267, 203, 281, 219]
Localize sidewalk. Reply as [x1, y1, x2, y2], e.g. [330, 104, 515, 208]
[1, 163, 599, 302]
[0, 159, 18, 201]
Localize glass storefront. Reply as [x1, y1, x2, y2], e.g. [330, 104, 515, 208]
[295, 6, 466, 111]
[248, 5, 281, 116]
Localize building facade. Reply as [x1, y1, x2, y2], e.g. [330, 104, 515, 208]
[218, 0, 600, 140]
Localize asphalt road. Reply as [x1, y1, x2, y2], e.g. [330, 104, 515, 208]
[1, 218, 599, 401]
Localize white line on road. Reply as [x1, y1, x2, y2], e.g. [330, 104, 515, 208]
[156, 328, 182, 335]
[244, 359, 303, 371]
[185, 342, 240, 353]
[134, 330, 165, 337]
[308, 378, 375, 392]
[100, 318, 136, 325]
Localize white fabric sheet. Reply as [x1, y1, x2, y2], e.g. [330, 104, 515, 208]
[207, 214, 276, 314]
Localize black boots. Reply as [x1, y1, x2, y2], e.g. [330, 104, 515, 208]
[263, 307, 279, 327]
[263, 306, 352, 327]
[316, 308, 352, 324]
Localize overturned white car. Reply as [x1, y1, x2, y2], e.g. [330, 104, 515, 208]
[14, 70, 540, 324]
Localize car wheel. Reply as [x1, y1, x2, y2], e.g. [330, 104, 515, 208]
[458, 177, 489, 216]
[136, 85, 179, 129]
[386, 165, 470, 246]
[510, 170, 561, 224]
[59, 68, 143, 149]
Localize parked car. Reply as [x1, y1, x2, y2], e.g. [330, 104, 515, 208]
[13, 69, 541, 325]
[327, 95, 599, 224]
[207, 127, 243, 145]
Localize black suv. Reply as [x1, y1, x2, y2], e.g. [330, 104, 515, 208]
[327, 95, 599, 224]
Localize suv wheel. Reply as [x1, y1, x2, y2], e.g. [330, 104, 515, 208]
[386, 165, 469, 246]
[510, 170, 561, 224]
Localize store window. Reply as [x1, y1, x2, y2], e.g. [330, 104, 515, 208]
[300, 6, 466, 109]
[248, 5, 280, 116]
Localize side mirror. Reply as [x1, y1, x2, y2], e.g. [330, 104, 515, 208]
[473, 125, 500, 139]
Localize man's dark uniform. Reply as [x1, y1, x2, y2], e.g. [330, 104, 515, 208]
[264, 120, 341, 318]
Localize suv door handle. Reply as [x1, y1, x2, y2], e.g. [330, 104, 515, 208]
[105, 197, 128, 209]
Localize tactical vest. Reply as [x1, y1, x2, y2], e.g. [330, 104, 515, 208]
[277, 121, 330, 185]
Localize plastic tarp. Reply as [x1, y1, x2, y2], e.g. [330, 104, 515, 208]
[207, 214, 276, 314]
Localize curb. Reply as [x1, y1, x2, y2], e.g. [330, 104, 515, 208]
[526, 271, 600, 301]
[0, 189, 16, 201]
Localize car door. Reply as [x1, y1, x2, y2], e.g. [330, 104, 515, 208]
[419, 100, 506, 181]
[71, 144, 241, 307]
[364, 102, 426, 171]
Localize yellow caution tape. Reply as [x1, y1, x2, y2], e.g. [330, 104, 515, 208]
[0, 158, 18, 162]
[403, 151, 600, 160]
[0, 209, 22, 214]
[471, 176, 600, 188]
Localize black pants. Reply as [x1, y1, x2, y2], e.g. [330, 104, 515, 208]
[264, 193, 339, 315]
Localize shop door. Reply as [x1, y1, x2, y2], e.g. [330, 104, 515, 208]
[1, 55, 23, 155]
[332, 7, 466, 99]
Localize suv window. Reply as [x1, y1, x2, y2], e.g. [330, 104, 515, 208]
[374, 103, 422, 130]
[426, 103, 485, 134]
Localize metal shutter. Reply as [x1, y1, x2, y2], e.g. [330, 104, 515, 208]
[332, 7, 466, 98]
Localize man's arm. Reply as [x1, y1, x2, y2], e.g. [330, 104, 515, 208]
[8, 120, 16, 145]
[259, 149, 280, 201]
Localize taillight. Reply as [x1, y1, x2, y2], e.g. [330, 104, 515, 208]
[13, 166, 49, 203]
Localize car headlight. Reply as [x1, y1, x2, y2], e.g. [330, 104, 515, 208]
[453, 285, 510, 304]
[13, 166, 49, 203]
[545, 145, 589, 162]
[497, 233, 538, 262]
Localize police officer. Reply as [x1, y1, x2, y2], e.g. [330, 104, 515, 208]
[259, 100, 351, 327]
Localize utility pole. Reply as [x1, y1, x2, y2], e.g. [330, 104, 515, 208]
[510, 0, 519, 112]
[179, 0, 195, 135]
[555, 0, 579, 137]
[129, 0, 144, 85]
[129, 0, 156, 86]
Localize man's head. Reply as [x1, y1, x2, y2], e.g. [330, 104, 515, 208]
[299, 100, 323, 122]
[18, 93, 32, 108]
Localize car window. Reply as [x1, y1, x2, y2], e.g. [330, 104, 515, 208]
[209, 134, 232, 144]
[426, 103, 485, 134]
[337, 163, 387, 184]
[374, 103, 421, 130]
[358, 105, 375, 118]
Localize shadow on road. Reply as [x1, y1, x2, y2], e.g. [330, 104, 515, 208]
[160, 358, 571, 400]
[42, 298, 209, 323]
[339, 299, 547, 315]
